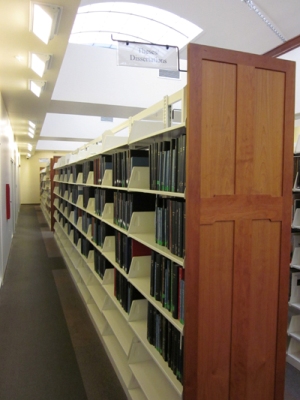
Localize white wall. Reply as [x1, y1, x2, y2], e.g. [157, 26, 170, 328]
[279, 47, 300, 115]
[20, 151, 65, 204]
[0, 93, 20, 286]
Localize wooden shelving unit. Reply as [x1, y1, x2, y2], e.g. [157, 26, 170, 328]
[288, 156, 300, 371]
[53, 87, 186, 400]
[41, 156, 60, 231]
[40, 164, 51, 228]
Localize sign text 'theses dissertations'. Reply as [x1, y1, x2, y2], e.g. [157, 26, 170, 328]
[117, 42, 178, 70]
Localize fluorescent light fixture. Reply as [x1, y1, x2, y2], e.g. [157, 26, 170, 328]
[29, 53, 51, 77]
[27, 153, 32, 158]
[28, 144, 33, 151]
[241, 0, 286, 42]
[28, 131, 35, 138]
[30, 2, 63, 44]
[29, 80, 46, 97]
[29, 120, 36, 129]
[28, 127, 35, 135]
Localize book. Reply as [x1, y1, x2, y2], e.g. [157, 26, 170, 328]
[82, 160, 93, 184]
[154, 253, 162, 301]
[127, 283, 144, 313]
[150, 250, 155, 297]
[147, 303, 155, 345]
[126, 149, 149, 186]
[83, 186, 94, 209]
[171, 262, 179, 319]
[94, 250, 114, 279]
[178, 267, 185, 324]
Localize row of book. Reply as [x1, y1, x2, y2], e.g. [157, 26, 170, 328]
[93, 155, 113, 185]
[56, 132, 186, 193]
[95, 188, 114, 216]
[58, 213, 92, 258]
[115, 232, 151, 273]
[72, 185, 83, 204]
[114, 269, 144, 313]
[56, 182, 83, 205]
[147, 303, 184, 383]
[57, 194, 185, 263]
[57, 213, 92, 258]
[91, 218, 114, 248]
[81, 235, 93, 258]
[155, 197, 185, 258]
[149, 131, 186, 193]
[112, 149, 149, 188]
[150, 251, 185, 323]
[58, 198, 78, 224]
[57, 182, 69, 198]
[82, 160, 94, 184]
[113, 192, 155, 230]
[58, 166, 72, 183]
[82, 211, 92, 234]
[57, 210, 184, 382]
[58, 165, 83, 184]
[94, 249, 114, 280]
[57, 196, 66, 213]
[71, 164, 82, 183]
[58, 212, 71, 233]
[58, 200, 83, 228]
[56, 183, 95, 211]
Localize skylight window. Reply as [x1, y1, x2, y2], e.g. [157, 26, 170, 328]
[69, 2, 203, 49]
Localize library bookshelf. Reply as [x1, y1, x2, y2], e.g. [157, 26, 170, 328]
[288, 155, 300, 371]
[40, 164, 51, 228]
[53, 87, 186, 400]
[41, 157, 60, 231]
[52, 44, 295, 400]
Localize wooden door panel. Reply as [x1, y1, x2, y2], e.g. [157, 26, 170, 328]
[197, 221, 234, 399]
[230, 219, 281, 400]
[201, 60, 236, 198]
[252, 69, 285, 196]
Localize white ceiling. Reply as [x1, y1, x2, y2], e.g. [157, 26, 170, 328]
[1, 0, 300, 156]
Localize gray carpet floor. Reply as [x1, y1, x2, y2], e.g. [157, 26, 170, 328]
[0, 205, 126, 400]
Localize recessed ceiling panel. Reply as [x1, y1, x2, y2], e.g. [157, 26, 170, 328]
[40, 112, 126, 139]
[36, 139, 87, 151]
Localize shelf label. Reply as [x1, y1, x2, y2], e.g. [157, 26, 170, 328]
[117, 42, 178, 70]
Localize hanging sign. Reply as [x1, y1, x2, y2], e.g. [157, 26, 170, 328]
[117, 41, 179, 70]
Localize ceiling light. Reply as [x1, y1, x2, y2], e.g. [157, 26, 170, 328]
[28, 144, 33, 151]
[241, 0, 286, 42]
[27, 153, 32, 158]
[30, 2, 63, 44]
[29, 80, 46, 97]
[29, 120, 36, 129]
[28, 127, 35, 135]
[29, 53, 51, 77]
[15, 55, 24, 62]
[28, 132, 35, 139]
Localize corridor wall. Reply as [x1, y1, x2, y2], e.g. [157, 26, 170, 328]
[0, 93, 20, 286]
